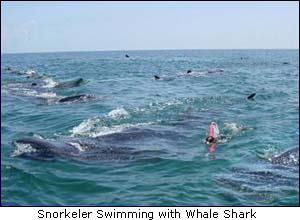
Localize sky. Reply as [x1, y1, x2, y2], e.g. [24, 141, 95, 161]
[1, 1, 299, 53]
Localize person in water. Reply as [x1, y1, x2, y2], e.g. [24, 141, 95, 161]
[205, 122, 219, 153]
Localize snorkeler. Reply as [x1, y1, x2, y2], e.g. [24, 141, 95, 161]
[205, 122, 220, 153]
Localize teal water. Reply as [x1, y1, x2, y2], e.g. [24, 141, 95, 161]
[1, 50, 299, 206]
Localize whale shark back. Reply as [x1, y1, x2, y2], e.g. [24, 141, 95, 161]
[55, 78, 84, 89]
[268, 147, 299, 166]
[13, 136, 162, 161]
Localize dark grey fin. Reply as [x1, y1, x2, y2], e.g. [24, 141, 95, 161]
[58, 94, 89, 103]
[247, 93, 256, 100]
[55, 78, 84, 89]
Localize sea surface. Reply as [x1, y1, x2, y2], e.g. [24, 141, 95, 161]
[1, 50, 299, 206]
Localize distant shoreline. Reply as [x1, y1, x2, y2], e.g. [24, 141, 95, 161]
[1, 48, 299, 55]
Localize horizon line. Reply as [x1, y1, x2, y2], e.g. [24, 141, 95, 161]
[1, 48, 299, 55]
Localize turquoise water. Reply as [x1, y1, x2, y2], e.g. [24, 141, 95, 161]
[1, 50, 299, 206]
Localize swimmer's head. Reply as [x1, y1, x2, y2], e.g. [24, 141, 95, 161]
[205, 136, 215, 145]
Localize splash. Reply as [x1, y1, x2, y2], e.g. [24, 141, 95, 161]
[70, 117, 100, 136]
[224, 122, 246, 134]
[12, 142, 37, 157]
[70, 117, 154, 138]
[23, 89, 57, 99]
[42, 77, 59, 88]
[107, 107, 130, 119]
[37, 92, 57, 99]
[25, 69, 36, 76]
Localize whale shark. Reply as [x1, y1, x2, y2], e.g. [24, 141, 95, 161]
[14, 136, 141, 160]
[214, 147, 299, 203]
[13, 126, 183, 161]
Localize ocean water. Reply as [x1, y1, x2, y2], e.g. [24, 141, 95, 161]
[1, 49, 299, 206]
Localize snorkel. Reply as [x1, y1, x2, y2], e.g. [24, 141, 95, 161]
[209, 122, 215, 137]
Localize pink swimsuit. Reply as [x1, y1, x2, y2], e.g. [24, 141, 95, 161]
[209, 143, 217, 153]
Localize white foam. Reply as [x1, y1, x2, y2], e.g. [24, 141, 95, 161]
[12, 143, 37, 157]
[70, 117, 100, 136]
[68, 142, 86, 152]
[107, 107, 129, 119]
[23, 90, 38, 96]
[37, 92, 57, 99]
[2, 83, 31, 94]
[217, 136, 229, 144]
[42, 77, 59, 88]
[25, 69, 36, 75]
[24, 90, 57, 99]
[70, 117, 154, 138]
[288, 154, 298, 164]
[224, 122, 246, 134]
[148, 99, 184, 111]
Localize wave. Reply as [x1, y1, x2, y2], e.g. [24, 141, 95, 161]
[70, 117, 154, 138]
[42, 77, 59, 88]
[223, 122, 247, 134]
[107, 107, 130, 119]
[23, 90, 58, 99]
[135, 98, 185, 114]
